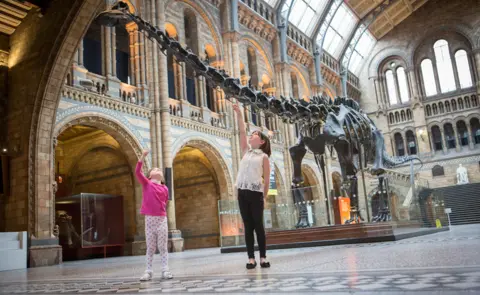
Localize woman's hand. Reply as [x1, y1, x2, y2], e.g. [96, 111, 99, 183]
[233, 104, 241, 115]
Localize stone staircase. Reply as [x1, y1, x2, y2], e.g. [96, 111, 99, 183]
[0, 232, 27, 271]
[433, 183, 480, 225]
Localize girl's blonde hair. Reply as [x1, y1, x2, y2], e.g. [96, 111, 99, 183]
[147, 168, 165, 184]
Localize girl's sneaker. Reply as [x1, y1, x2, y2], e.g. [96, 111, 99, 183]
[140, 271, 153, 281]
[162, 271, 173, 279]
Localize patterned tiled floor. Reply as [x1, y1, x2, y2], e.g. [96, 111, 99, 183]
[1, 225, 480, 294]
[0, 269, 480, 294]
[1, 269, 479, 293]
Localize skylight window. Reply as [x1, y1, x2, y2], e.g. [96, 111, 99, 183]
[281, 0, 329, 36]
[348, 31, 376, 74]
[317, 3, 357, 58]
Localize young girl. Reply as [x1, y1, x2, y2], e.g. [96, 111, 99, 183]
[136, 150, 173, 281]
[233, 104, 272, 269]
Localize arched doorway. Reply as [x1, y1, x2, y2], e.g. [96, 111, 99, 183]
[53, 123, 142, 260]
[301, 164, 326, 226]
[172, 140, 232, 249]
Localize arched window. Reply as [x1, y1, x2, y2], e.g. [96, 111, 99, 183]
[465, 96, 471, 108]
[458, 97, 464, 110]
[386, 70, 398, 104]
[401, 110, 406, 121]
[444, 123, 456, 149]
[472, 95, 478, 107]
[394, 133, 405, 156]
[426, 105, 432, 116]
[406, 109, 412, 120]
[389, 113, 394, 124]
[456, 120, 469, 146]
[433, 104, 438, 115]
[431, 125, 443, 151]
[439, 102, 444, 113]
[470, 118, 480, 144]
[395, 112, 400, 123]
[445, 101, 451, 112]
[454, 50, 473, 88]
[434, 40, 456, 93]
[397, 67, 409, 103]
[451, 99, 457, 111]
[421, 59, 437, 96]
[406, 130, 417, 155]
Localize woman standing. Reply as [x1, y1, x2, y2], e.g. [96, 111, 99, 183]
[233, 104, 272, 269]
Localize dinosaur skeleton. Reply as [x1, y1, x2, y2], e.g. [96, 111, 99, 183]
[95, 2, 422, 225]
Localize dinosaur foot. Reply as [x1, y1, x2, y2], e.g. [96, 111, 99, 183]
[372, 211, 391, 222]
[295, 217, 310, 228]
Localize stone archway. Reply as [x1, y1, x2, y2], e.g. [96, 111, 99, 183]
[53, 114, 146, 256]
[19, 0, 104, 249]
[172, 139, 233, 249]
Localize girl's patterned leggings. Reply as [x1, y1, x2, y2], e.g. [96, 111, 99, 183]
[145, 215, 169, 272]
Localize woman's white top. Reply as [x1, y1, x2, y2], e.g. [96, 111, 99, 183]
[236, 148, 266, 193]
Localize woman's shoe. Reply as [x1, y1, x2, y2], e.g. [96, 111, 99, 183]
[246, 261, 257, 269]
[260, 261, 271, 268]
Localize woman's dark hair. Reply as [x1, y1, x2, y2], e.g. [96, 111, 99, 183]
[253, 131, 271, 157]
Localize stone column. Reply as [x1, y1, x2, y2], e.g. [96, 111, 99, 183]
[78, 39, 84, 66]
[451, 54, 461, 90]
[379, 77, 389, 106]
[407, 67, 420, 101]
[223, 31, 242, 180]
[127, 23, 137, 86]
[432, 61, 442, 95]
[72, 40, 88, 87]
[473, 49, 480, 91]
[466, 123, 475, 150]
[402, 134, 408, 155]
[440, 129, 448, 154]
[373, 77, 381, 106]
[103, 26, 113, 76]
[111, 27, 117, 79]
[104, 25, 121, 97]
[393, 71, 401, 104]
[29, 136, 62, 267]
[200, 76, 212, 123]
[157, 0, 183, 252]
[453, 126, 461, 152]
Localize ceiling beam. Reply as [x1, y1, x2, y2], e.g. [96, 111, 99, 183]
[402, 0, 413, 12]
[0, 23, 15, 35]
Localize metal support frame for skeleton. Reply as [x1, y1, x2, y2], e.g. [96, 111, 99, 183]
[95, 2, 422, 225]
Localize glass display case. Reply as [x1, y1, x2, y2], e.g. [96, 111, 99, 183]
[219, 181, 447, 249]
[55, 193, 124, 259]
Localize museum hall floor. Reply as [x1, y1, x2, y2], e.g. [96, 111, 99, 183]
[0, 224, 479, 294]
